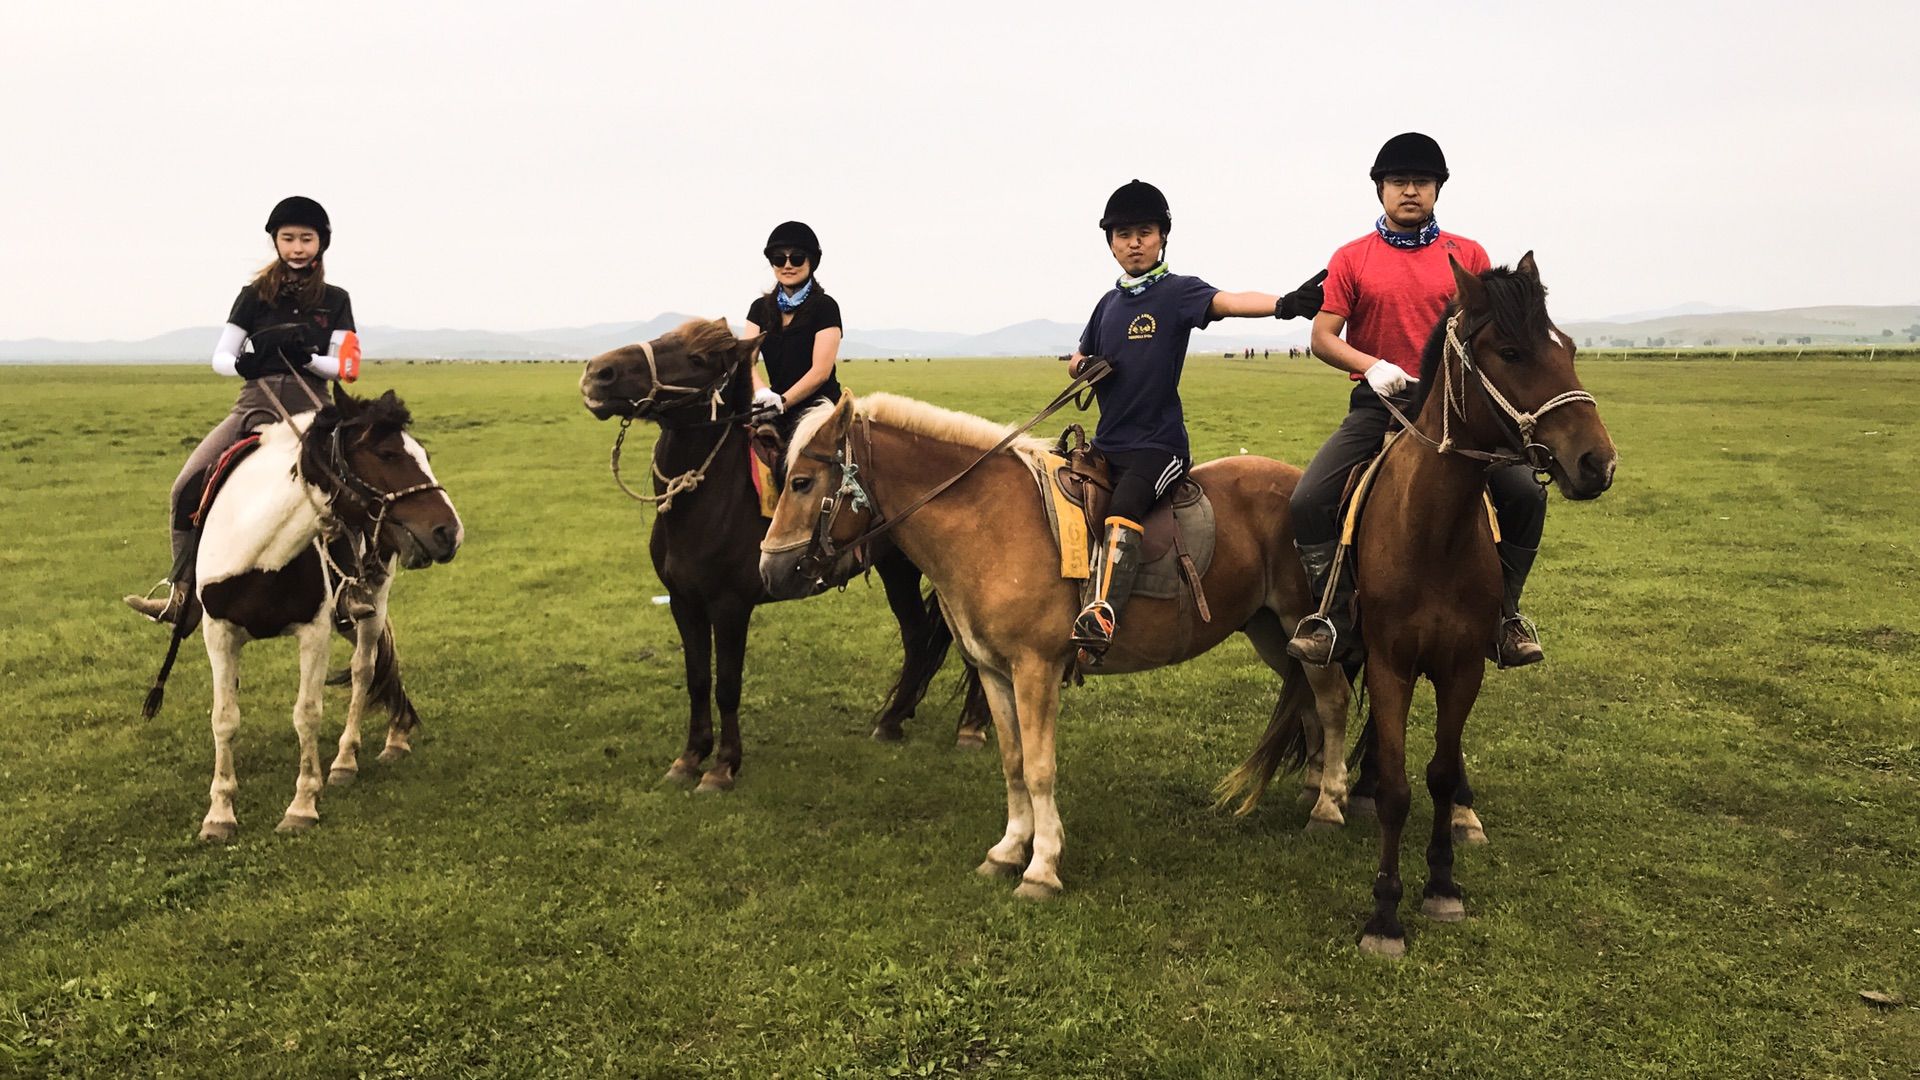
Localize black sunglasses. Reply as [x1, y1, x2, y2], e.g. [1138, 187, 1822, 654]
[767, 250, 810, 268]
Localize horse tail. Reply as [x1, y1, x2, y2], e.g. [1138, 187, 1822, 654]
[1346, 665, 1373, 772]
[1214, 655, 1316, 817]
[368, 620, 419, 734]
[874, 588, 954, 726]
[142, 619, 193, 719]
[957, 660, 990, 737]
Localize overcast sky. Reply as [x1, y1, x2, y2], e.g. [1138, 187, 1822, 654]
[2, 1, 1912, 341]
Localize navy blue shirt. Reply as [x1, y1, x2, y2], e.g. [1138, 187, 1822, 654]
[1077, 273, 1218, 458]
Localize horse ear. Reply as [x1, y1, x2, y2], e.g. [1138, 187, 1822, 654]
[332, 381, 357, 416]
[1449, 255, 1488, 311]
[735, 331, 766, 362]
[826, 392, 856, 438]
[1517, 250, 1540, 279]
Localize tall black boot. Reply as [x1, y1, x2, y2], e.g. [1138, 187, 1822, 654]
[1287, 539, 1354, 666]
[1070, 518, 1144, 663]
[1494, 541, 1543, 668]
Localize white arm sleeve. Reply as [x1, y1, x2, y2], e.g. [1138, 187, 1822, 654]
[302, 329, 351, 379]
[210, 323, 247, 376]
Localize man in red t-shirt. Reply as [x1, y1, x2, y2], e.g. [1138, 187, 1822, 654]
[1286, 132, 1548, 669]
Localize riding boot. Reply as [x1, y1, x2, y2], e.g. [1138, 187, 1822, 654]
[1286, 539, 1355, 666]
[123, 528, 201, 626]
[1070, 518, 1144, 663]
[1493, 541, 1544, 668]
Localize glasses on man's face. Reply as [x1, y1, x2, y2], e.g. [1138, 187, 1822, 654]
[1382, 175, 1438, 191]
[768, 251, 809, 268]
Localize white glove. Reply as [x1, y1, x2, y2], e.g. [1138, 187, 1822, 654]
[1363, 359, 1417, 397]
[752, 387, 784, 414]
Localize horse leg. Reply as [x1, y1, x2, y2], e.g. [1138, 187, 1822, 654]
[200, 621, 244, 842]
[328, 616, 382, 786]
[1246, 609, 1350, 829]
[277, 620, 331, 834]
[1422, 660, 1484, 923]
[954, 664, 991, 750]
[870, 552, 928, 742]
[1346, 660, 1378, 818]
[1359, 662, 1415, 958]
[664, 592, 714, 786]
[1010, 657, 1065, 900]
[1452, 753, 1487, 845]
[974, 667, 1031, 878]
[696, 599, 751, 793]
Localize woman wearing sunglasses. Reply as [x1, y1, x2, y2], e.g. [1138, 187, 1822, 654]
[743, 220, 842, 443]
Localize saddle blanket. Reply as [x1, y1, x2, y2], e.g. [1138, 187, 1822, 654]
[1031, 452, 1215, 601]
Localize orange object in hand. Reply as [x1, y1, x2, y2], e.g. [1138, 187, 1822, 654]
[338, 331, 361, 383]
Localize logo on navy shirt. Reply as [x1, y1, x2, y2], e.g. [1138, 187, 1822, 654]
[1126, 314, 1157, 341]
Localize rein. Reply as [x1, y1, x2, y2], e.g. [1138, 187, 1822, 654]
[606, 339, 762, 512]
[763, 358, 1113, 584]
[1377, 311, 1598, 479]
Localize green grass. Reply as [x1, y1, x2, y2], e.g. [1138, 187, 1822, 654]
[1, 355, 1915, 1078]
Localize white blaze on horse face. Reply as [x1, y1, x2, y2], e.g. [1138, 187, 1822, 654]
[198, 417, 327, 584]
[1547, 328, 1565, 350]
[402, 432, 463, 550]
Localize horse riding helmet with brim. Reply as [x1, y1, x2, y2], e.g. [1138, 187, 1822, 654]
[1099, 180, 1171, 236]
[266, 196, 332, 253]
[764, 220, 821, 270]
[1370, 133, 1449, 183]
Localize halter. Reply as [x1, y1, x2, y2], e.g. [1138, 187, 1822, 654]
[606, 339, 764, 511]
[1378, 310, 1599, 481]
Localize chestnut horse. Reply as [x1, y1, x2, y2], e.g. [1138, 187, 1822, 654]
[760, 392, 1354, 899]
[1220, 254, 1617, 956]
[580, 319, 986, 792]
[141, 386, 464, 840]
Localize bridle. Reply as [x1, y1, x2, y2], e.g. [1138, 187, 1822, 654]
[297, 412, 448, 606]
[1378, 310, 1599, 481]
[605, 339, 763, 511]
[761, 359, 1113, 590]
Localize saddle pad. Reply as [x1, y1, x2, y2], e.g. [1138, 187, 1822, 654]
[190, 434, 263, 528]
[1032, 453, 1215, 600]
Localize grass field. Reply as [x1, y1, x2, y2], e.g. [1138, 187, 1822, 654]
[2, 355, 1916, 1078]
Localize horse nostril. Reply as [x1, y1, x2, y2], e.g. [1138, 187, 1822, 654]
[1580, 451, 1614, 491]
[432, 524, 457, 552]
[590, 365, 615, 385]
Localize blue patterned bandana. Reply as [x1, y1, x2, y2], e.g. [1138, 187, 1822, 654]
[1376, 215, 1440, 249]
[775, 277, 814, 313]
[1116, 261, 1171, 297]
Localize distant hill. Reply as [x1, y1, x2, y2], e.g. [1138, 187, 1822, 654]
[6, 304, 1917, 362]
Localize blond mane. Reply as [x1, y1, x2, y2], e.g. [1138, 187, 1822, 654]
[786, 392, 1051, 469]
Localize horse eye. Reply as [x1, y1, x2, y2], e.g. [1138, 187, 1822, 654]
[1499, 346, 1523, 362]
[791, 476, 812, 493]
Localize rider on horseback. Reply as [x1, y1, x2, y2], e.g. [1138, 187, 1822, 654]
[124, 196, 361, 624]
[743, 221, 842, 447]
[1285, 133, 1548, 668]
[1066, 179, 1326, 659]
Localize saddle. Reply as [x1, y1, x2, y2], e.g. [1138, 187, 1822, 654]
[1041, 426, 1213, 621]
[187, 434, 264, 528]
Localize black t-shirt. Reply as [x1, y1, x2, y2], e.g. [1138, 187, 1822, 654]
[1077, 273, 1218, 457]
[746, 286, 843, 405]
[228, 282, 355, 353]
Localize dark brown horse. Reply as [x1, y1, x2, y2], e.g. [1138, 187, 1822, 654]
[580, 319, 986, 792]
[1221, 254, 1616, 956]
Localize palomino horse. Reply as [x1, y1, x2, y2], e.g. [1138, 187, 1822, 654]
[579, 319, 986, 792]
[1221, 254, 1617, 956]
[760, 392, 1354, 899]
[142, 386, 463, 840]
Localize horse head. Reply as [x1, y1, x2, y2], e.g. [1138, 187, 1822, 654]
[579, 317, 763, 423]
[758, 394, 874, 599]
[1442, 253, 1617, 500]
[309, 385, 464, 568]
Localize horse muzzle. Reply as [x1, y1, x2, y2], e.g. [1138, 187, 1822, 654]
[1553, 445, 1617, 501]
[759, 548, 821, 601]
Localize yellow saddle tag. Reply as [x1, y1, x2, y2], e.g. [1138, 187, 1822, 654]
[1042, 453, 1091, 579]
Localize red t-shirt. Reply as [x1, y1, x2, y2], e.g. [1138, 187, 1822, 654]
[1320, 229, 1491, 379]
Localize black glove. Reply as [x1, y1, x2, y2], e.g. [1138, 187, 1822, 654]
[233, 350, 272, 379]
[1275, 269, 1328, 320]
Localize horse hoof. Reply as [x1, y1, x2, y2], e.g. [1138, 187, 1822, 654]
[1452, 823, 1488, 845]
[327, 767, 358, 787]
[694, 772, 735, 794]
[275, 814, 318, 835]
[1303, 818, 1343, 835]
[954, 730, 989, 751]
[661, 764, 700, 788]
[1421, 896, 1466, 923]
[1013, 880, 1062, 902]
[199, 820, 237, 843]
[1347, 796, 1377, 818]
[1358, 934, 1406, 959]
[975, 858, 1023, 879]
[376, 746, 410, 766]
[870, 724, 905, 743]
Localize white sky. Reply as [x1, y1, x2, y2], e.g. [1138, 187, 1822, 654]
[2, 1, 1913, 341]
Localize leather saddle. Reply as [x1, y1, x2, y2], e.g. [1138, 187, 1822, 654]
[1050, 425, 1211, 621]
[186, 434, 264, 529]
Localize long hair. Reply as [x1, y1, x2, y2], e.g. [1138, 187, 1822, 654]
[251, 257, 327, 309]
[760, 274, 822, 346]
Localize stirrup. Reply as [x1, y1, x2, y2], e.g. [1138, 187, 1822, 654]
[1286, 613, 1338, 666]
[123, 580, 181, 623]
[1069, 600, 1115, 652]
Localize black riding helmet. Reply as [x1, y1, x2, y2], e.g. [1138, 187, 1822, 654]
[1370, 133, 1449, 184]
[1099, 179, 1171, 236]
[265, 195, 332, 253]
[763, 220, 822, 270]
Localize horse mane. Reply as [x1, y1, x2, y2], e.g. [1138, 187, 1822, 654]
[1402, 263, 1549, 422]
[666, 317, 739, 358]
[787, 392, 1050, 468]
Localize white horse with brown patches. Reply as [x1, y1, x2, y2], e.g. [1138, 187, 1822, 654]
[140, 386, 462, 841]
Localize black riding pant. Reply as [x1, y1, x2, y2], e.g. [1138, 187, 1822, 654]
[1290, 383, 1544, 550]
[1102, 447, 1189, 529]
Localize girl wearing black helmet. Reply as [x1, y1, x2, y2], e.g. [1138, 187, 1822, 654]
[1065, 180, 1326, 659]
[742, 221, 842, 444]
[124, 196, 361, 623]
